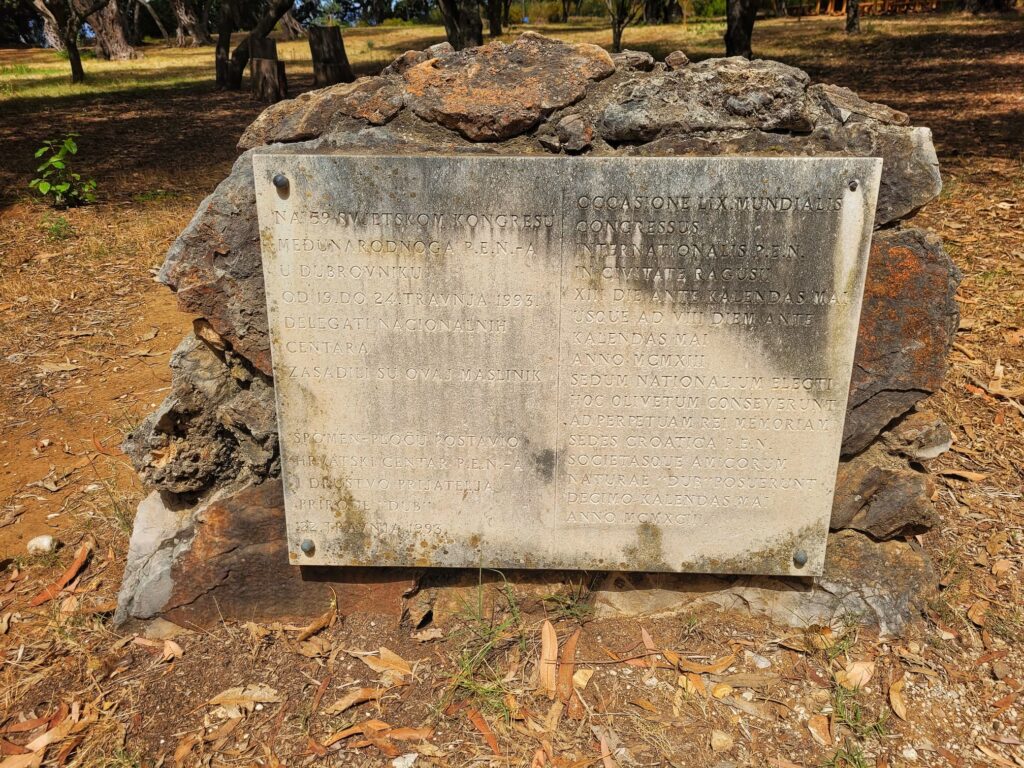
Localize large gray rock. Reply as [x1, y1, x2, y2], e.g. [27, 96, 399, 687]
[597, 57, 814, 141]
[119, 34, 958, 626]
[630, 124, 941, 227]
[844, 228, 961, 454]
[123, 332, 278, 496]
[115, 480, 415, 626]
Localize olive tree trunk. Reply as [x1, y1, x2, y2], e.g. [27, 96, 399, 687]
[438, 0, 483, 50]
[89, 0, 141, 59]
[724, 0, 758, 58]
[484, 0, 502, 36]
[224, 0, 293, 89]
[845, 0, 860, 32]
[33, 0, 112, 81]
[170, 0, 211, 45]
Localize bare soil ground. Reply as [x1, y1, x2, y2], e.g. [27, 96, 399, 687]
[0, 14, 1022, 768]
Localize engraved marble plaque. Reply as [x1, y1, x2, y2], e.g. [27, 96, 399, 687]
[253, 155, 881, 575]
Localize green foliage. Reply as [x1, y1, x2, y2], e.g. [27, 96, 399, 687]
[691, 0, 727, 16]
[30, 134, 97, 208]
[443, 577, 526, 717]
[40, 213, 75, 241]
[831, 685, 888, 739]
[821, 739, 871, 768]
[543, 577, 596, 624]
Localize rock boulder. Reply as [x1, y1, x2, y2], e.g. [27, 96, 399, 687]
[119, 34, 959, 629]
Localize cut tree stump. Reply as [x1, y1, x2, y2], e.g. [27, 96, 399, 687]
[249, 37, 287, 103]
[308, 26, 355, 87]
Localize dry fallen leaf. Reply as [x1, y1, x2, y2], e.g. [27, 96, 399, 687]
[0, 750, 43, 768]
[411, 627, 443, 642]
[29, 539, 93, 607]
[889, 675, 908, 721]
[353, 647, 412, 684]
[322, 687, 385, 715]
[38, 361, 80, 374]
[678, 673, 705, 697]
[836, 660, 875, 690]
[710, 730, 734, 752]
[968, 599, 990, 627]
[711, 682, 733, 699]
[807, 714, 832, 746]
[322, 718, 390, 748]
[573, 669, 594, 690]
[296, 606, 335, 642]
[539, 620, 558, 698]
[938, 469, 988, 483]
[556, 628, 581, 704]
[209, 684, 280, 717]
[599, 731, 618, 768]
[467, 708, 500, 755]
[677, 653, 735, 675]
[992, 559, 1013, 579]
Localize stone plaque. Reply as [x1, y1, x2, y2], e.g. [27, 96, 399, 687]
[253, 155, 881, 576]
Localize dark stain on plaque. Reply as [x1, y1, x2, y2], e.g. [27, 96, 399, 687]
[622, 522, 668, 570]
[568, 161, 871, 379]
[532, 448, 557, 482]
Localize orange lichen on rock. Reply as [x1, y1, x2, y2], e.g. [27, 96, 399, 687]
[402, 32, 614, 141]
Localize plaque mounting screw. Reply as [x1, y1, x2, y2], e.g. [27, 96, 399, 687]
[300, 538, 315, 556]
[272, 173, 289, 190]
[793, 549, 809, 568]
[848, 179, 859, 192]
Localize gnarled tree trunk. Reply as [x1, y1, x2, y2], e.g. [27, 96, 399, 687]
[170, 0, 210, 45]
[34, 0, 112, 81]
[224, 0, 293, 90]
[89, 0, 141, 59]
[438, 0, 483, 50]
[725, 0, 758, 58]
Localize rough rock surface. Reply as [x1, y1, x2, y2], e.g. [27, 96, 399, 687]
[611, 49, 655, 72]
[882, 410, 954, 461]
[831, 442, 938, 539]
[597, 57, 814, 142]
[592, 530, 936, 636]
[118, 33, 959, 626]
[123, 331, 278, 495]
[664, 50, 689, 70]
[116, 480, 415, 626]
[238, 78, 405, 150]
[845, 228, 961, 454]
[402, 32, 614, 141]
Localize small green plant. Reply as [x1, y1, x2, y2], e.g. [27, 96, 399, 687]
[40, 213, 75, 241]
[132, 188, 176, 203]
[831, 685, 888, 740]
[442, 575, 525, 717]
[30, 134, 97, 207]
[543, 577, 596, 624]
[821, 739, 871, 768]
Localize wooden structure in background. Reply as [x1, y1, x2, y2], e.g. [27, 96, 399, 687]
[790, 0, 940, 15]
[308, 26, 355, 87]
[250, 36, 288, 103]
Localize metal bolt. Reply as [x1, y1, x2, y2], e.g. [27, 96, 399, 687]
[272, 173, 289, 190]
[793, 549, 808, 568]
[848, 179, 859, 192]
[300, 538, 315, 556]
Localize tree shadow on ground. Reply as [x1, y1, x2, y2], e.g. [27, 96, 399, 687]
[1, 16, 1021, 210]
